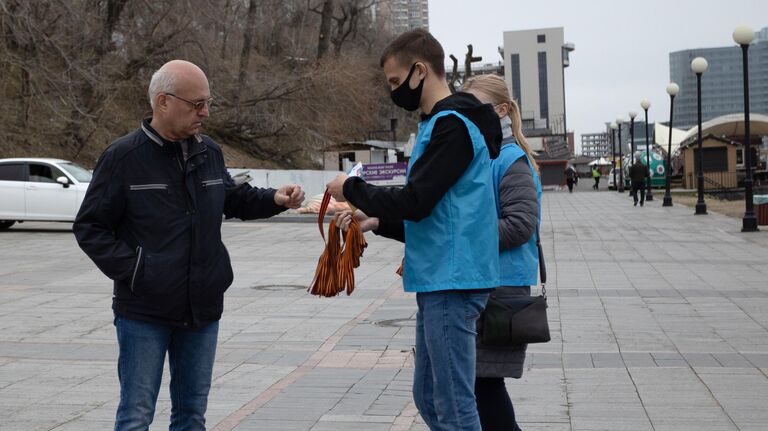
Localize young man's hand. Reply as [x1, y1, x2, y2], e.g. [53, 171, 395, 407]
[326, 174, 348, 202]
[333, 210, 379, 233]
[274, 184, 305, 209]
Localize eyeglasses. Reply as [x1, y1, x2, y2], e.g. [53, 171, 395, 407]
[165, 93, 214, 111]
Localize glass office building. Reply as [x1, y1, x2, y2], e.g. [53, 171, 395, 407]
[669, 27, 768, 129]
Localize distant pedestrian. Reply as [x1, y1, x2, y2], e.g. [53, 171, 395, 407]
[564, 165, 577, 193]
[591, 165, 601, 190]
[629, 154, 649, 206]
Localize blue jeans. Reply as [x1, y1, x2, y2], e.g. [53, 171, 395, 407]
[114, 317, 219, 431]
[413, 291, 490, 431]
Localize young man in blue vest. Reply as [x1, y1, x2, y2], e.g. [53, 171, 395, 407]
[326, 29, 502, 431]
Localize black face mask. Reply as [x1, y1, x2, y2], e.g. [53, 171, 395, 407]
[390, 63, 424, 111]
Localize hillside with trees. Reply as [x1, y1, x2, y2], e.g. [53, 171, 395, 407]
[0, 0, 415, 168]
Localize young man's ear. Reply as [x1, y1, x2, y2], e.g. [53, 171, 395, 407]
[415, 62, 428, 81]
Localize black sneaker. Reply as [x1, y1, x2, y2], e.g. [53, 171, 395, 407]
[634, 202, 638, 206]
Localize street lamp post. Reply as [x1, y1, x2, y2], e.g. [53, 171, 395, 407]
[662, 83, 679, 207]
[629, 112, 637, 196]
[611, 122, 618, 190]
[629, 111, 637, 160]
[641, 100, 654, 201]
[617, 117, 624, 193]
[734, 25, 759, 232]
[562, 43, 575, 152]
[691, 57, 708, 215]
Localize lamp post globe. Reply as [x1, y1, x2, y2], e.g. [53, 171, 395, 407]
[691, 57, 708, 74]
[666, 83, 679, 97]
[733, 25, 755, 45]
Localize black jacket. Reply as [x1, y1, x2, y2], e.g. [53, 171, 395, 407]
[629, 162, 649, 184]
[73, 120, 286, 328]
[344, 92, 502, 242]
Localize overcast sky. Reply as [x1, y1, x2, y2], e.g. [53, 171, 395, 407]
[430, 0, 767, 153]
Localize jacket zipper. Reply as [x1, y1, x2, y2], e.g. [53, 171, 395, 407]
[180, 142, 207, 327]
[176, 143, 208, 212]
[130, 246, 143, 293]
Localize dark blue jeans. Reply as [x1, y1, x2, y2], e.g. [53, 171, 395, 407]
[114, 316, 219, 431]
[413, 291, 489, 431]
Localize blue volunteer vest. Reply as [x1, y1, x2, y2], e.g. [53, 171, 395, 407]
[403, 110, 500, 292]
[492, 139, 542, 286]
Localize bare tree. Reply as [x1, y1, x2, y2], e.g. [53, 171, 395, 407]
[0, 0, 401, 168]
[330, 0, 376, 55]
[237, 0, 259, 99]
[464, 44, 482, 79]
[310, 0, 334, 60]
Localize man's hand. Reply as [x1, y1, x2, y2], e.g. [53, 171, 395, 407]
[274, 184, 305, 209]
[326, 173, 348, 202]
[333, 210, 379, 233]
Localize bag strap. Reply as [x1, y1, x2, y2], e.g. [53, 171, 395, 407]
[536, 223, 547, 299]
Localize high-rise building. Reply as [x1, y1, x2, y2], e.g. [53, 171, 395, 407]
[375, 0, 429, 35]
[503, 27, 574, 158]
[581, 133, 610, 158]
[669, 27, 768, 130]
[503, 27, 572, 135]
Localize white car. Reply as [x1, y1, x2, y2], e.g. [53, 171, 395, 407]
[0, 158, 92, 230]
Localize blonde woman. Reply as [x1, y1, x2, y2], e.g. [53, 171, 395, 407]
[463, 74, 542, 431]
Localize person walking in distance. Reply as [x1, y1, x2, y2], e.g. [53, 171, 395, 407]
[629, 154, 650, 206]
[564, 164, 577, 193]
[592, 165, 601, 190]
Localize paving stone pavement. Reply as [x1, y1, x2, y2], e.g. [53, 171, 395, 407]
[1, 188, 768, 430]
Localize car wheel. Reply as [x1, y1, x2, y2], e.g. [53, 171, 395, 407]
[0, 221, 16, 230]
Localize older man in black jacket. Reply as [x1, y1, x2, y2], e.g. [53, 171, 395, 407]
[73, 60, 304, 431]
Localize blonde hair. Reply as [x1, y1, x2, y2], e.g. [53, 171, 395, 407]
[463, 74, 538, 171]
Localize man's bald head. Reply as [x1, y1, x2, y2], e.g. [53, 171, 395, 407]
[147, 60, 211, 141]
[148, 60, 208, 109]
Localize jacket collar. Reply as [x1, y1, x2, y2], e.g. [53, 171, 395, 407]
[140, 119, 206, 156]
[141, 119, 171, 147]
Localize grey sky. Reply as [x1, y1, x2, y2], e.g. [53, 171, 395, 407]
[430, 0, 767, 153]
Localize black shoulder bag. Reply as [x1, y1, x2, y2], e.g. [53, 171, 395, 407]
[479, 226, 551, 346]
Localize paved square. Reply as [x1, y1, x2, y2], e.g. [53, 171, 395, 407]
[1, 189, 767, 430]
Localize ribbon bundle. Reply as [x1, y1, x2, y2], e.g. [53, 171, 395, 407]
[309, 192, 368, 297]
